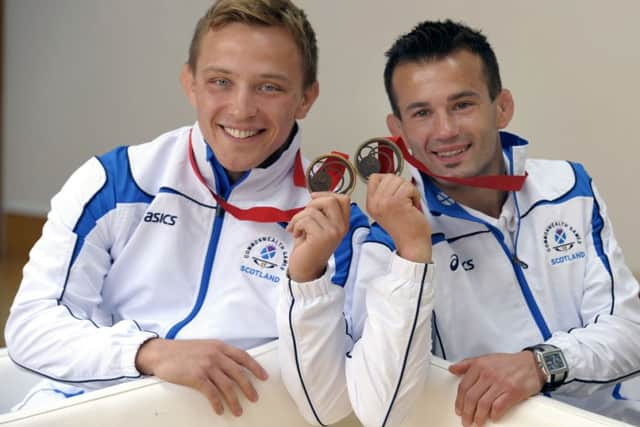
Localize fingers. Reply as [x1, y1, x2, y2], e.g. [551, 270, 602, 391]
[490, 391, 514, 421]
[217, 359, 258, 405]
[197, 377, 225, 415]
[218, 345, 266, 406]
[454, 362, 479, 417]
[211, 370, 244, 416]
[409, 185, 422, 209]
[456, 365, 504, 427]
[224, 345, 269, 381]
[145, 339, 271, 418]
[448, 359, 471, 376]
[368, 173, 414, 198]
[287, 193, 349, 231]
[452, 353, 537, 426]
[208, 344, 267, 417]
[309, 192, 350, 225]
[460, 381, 514, 427]
[469, 384, 503, 427]
[366, 173, 418, 217]
[288, 208, 336, 241]
[287, 194, 350, 238]
[460, 378, 491, 427]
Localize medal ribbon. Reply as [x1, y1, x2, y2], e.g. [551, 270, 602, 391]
[389, 136, 527, 191]
[188, 129, 306, 223]
[323, 151, 351, 192]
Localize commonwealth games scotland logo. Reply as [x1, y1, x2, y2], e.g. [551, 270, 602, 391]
[241, 236, 289, 284]
[543, 221, 582, 252]
[543, 221, 585, 266]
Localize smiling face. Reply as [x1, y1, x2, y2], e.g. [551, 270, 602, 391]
[386, 49, 513, 188]
[182, 22, 318, 180]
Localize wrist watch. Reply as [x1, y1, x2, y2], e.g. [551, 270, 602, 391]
[524, 344, 568, 393]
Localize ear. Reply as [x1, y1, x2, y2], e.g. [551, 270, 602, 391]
[295, 81, 320, 120]
[495, 88, 514, 129]
[386, 113, 405, 138]
[180, 63, 197, 108]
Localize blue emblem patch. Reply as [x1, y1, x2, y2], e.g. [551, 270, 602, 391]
[543, 221, 585, 266]
[241, 236, 289, 283]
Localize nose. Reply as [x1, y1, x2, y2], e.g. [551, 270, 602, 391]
[230, 86, 258, 119]
[432, 112, 458, 141]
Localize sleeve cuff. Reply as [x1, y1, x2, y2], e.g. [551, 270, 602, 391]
[286, 269, 338, 301]
[118, 331, 159, 377]
[545, 333, 579, 382]
[390, 252, 434, 283]
[369, 253, 435, 299]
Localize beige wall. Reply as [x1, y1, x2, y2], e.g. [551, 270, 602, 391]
[2, 0, 639, 271]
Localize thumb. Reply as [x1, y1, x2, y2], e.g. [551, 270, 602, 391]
[410, 190, 422, 210]
[448, 359, 472, 376]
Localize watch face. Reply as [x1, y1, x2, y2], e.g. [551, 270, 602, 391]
[544, 351, 566, 373]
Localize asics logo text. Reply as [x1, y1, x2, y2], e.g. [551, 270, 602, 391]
[144, 212, 178, 226]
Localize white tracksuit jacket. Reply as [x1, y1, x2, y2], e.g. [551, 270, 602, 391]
[417, 132, 640, 423]
[4, 123, 435, 427]
[280, 131, 640, 426]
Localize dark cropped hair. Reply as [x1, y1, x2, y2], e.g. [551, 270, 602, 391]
[384, 20, 502, 117]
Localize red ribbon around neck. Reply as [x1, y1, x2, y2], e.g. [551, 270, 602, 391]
[188, 129, 306, 223]
[187, 127, 526, 224]
[389, 136, 527, 192]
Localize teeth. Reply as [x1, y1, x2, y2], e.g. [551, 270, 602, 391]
[225, 127, 259, 139]
[437, 146, 468, 157]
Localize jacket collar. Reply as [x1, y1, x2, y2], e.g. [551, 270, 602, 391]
[413, 131, 578, 222]
[190, 121, 308, 209]
[411, 131, 528, 219]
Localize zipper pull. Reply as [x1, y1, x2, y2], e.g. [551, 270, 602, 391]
[513, 255, 528, 269]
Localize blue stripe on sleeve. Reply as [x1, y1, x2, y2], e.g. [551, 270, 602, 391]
[364, 223, 396, 251]
[60, 147, 153, 303]
[330, 203, 370, 287]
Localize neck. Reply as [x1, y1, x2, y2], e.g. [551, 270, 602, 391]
[437, 183, 507, 218]
[222, 123, 298, 184]
[431, 153, 509, 218]
[226, 170, 244, 183]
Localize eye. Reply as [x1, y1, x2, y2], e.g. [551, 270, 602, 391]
[208, 78, 230, 87]
[453, 101, 473, 111]
[259, 83, 282, 93]
[412, 109, 431, 118]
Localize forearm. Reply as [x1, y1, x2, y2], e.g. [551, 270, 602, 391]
[546, 313, 640, 395]
[347, 254, 434, 427]
[5, 216, 157, 387]
[277, 273, 352, 426]
[6, 299, 156, 387]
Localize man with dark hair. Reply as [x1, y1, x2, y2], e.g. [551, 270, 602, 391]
[380, 19, 640, 426]
[5, 1, 435, 422]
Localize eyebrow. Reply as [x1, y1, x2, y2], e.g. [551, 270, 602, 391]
[201, 66, 290, 83]
[449, 90, 480, 101]
[404, 90, 481, 113]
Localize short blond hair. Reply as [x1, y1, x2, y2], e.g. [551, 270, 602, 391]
[188, 0, 318, 88]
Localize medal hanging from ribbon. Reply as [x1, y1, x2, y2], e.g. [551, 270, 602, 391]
[306, 151, 356, 195]
[305, 136, 527, 193]
[354, 138, 404, 181]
